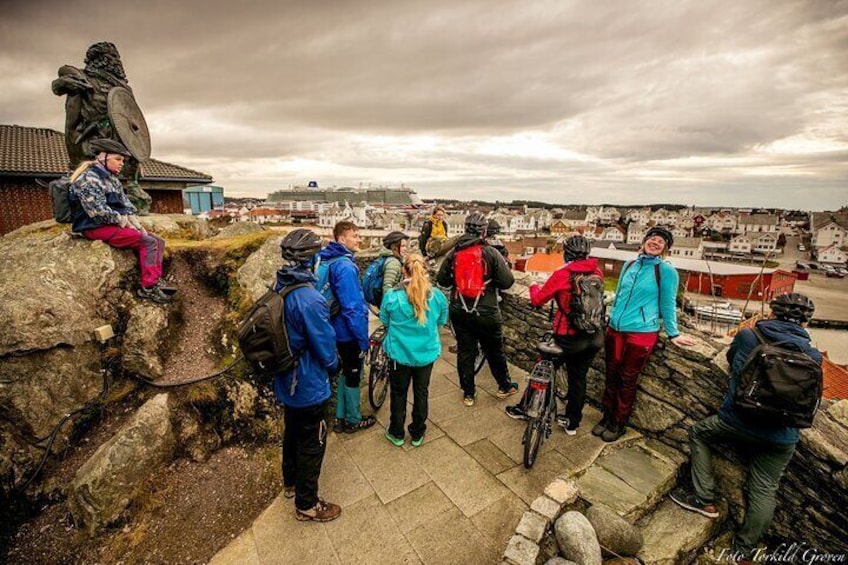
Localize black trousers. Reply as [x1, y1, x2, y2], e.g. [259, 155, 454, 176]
[451, 307, 510, 397]
[282, 401, 328, 511]
[388, 361, 433, 440]
[338, 340, 364, 388]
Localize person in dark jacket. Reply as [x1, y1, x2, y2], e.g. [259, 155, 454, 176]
[505, 235, 604, 434]
[436, 212, 517, 406]
[486, 219, 511, 267]
[418, 205, 448, 257]
[274, 229, 341, 522]
[670, 293, 822, 559]
[68, 138, 173, 303]
[316, 221, 375, 434]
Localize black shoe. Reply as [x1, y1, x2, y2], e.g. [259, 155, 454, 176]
[137, 284, 172, 304]
[505, 405, 528, 421]
[154, 280, 178, 296]
[669, 487, 719, 518]
[344, 415, 376, 433]
[332, 418, 344, 434]
[601, 421, 625, 442]
[591, 414, 610, 437]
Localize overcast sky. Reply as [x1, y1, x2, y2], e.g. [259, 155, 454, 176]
[2, 0, 847, 209]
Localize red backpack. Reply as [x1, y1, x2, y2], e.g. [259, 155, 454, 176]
[453, 245, 488, 312]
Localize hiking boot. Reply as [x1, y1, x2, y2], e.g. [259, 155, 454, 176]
[385, 430, 404, 447]
[411, 435, 425, 447]
[601, 421, 625, 442]
[154, 280, 178, 296]
[137, 284, 172, 304]
[591, 414, 611, 437]
[557, 416, 578, 436]
[332, 418, 344, 434]
[505, 405, 528, 421]
[284, 486, 295, 499]
[496, 382, 519, 399]
[448, 344, 458, 354]
[344, 415, 376, 433]
[463, 393, 477, 407]
[295, 499, 341, 522]
[669, 487, 719, 518]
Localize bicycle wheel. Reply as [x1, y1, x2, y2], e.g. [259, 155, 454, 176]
[368, 347, 390, 411]
[523, 417, 544, 469]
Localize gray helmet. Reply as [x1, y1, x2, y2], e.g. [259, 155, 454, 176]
[465, 212, 488, 236]
[563, 235, 591, 262]
[87, 138, 132, 157]
[280, 229, 322, 263]
[770, 292, 815, 324]
[487, 219, 501, 237]
[643, 226, 674, 249]
[383, 231, 409, 249]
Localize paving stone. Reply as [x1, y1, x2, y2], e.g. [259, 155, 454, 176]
[384, 481, 455, 534]
[324, 494, 421, 564]
[427, 371, 464, 397]
[469, 491, 529, 547]
[427, 388, 498, 425]
[250, 496, 340, 564]
[531, 495, 562, 521]
[207, 529, 259, 565]
[406, 507, 499, 565]
[439, 405, 508, 446]
[516, 511, 549, 543]
[577, 466, 646, 516]
[497, 450, 573, 504]
[465, 438, 518, 475]
[343, 427, 430, 504]
[503, 534, 540, 565]
[544, 478, 580, 505]
[412, 436, 511, 517]
[595, 444, 678, 499]
[317, 438, 375, 508]
[637, 499, 721, 565]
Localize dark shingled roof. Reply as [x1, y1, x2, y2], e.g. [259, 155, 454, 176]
[0, 125, 213, 182]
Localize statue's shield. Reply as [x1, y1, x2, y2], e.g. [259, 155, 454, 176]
[107, 87, 151, 161]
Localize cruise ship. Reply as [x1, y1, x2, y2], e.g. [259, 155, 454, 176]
[267, 184, 423, 206]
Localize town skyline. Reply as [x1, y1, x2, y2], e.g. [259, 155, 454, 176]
[2, 0, 847, 209]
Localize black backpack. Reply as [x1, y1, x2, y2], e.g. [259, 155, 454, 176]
[237, 283, 308, 382]
[49, 176, 74, 224]
[733, 327, 823, 428]
[568, 272, 606, 334]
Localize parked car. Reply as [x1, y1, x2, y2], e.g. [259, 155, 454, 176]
[798, 244, 806, 251]
[796, 261, 810, 270]
[837, 267, 848, 276]
[826, 269, 844, 278]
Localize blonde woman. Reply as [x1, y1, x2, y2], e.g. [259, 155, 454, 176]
[380, 254, 448, 447]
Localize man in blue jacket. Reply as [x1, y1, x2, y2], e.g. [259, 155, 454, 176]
[317, 221, 375, 434]
[670, 293, 822, 560]
[275, 229, 341, 522]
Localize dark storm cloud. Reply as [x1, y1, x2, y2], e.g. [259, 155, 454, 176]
[1, 0, 847, 208]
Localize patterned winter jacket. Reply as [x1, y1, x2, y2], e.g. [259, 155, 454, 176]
[69, 163, 136, 232]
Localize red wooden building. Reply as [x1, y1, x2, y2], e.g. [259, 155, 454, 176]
[0, 125, 213, 235]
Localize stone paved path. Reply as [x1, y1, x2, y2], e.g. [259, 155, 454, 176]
[211, 330, 621, 565]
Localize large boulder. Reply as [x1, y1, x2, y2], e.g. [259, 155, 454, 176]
[121, 302, 170, 380]
[585, 503, 643, 557]
[554, 511, 602, 565]
[212, 222, 267, 240]
[236, 234, 283, 302]
[68, 394, 175, 534]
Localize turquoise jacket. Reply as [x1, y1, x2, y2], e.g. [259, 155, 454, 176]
[609, 254, 680, 338]
[379, 284, 449, 367]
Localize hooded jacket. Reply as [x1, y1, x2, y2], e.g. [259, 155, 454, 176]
[379, 284, 449, 367]
[529, 257, 603, 336]
[378, 247, 403, 297]
[272, 266, 338, 408]
[719, 319, 822, 445]
[435, 234, 514, 316]
[69, 163, 137, 232]
[608, 254, 680, 338]
[316, 241, 369, 350]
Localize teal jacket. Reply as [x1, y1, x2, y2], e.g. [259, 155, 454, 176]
[379, 284, 449, 367]
[609, 254, 680, 338]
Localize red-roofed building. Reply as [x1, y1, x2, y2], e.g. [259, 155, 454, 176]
[823, 354, 848, 400]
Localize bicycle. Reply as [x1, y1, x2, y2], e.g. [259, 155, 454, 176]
[521, 332, 564, 469]
[367, 325, 391, 411]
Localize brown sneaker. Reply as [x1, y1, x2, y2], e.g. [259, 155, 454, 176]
[295, 499, 341, 522]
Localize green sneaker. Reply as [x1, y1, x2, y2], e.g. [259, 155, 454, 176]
[411, 435, 425, 447]
[385, 430, 405, 447]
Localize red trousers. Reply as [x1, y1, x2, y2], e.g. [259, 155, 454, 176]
[602, 328, 658, 425]
[83, 225, 165, 288]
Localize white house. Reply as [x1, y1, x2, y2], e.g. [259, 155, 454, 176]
[446, 214, 466, 237]
[729, 235, 752, 254]
[738, 214, 779, 235]
[626, 208, 650, 224]
[669, 237, 703, 259]
[811, 215, 847, 250]
[752, 232, 779, 254]
[627, 223, 648, 245]
[819, 245, 848, 265]
[598, 225, 625, 242]
[706, 212, 738, 233]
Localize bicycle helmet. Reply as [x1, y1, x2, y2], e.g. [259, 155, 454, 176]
[280, 229, 322, 263]
[382, 231, 409, 249]
[562, 235, 591, 262]
[465, 212, 488, 236]
[86, 138, 132, 157]
[770, 292, 815, 324]
[643, 226, 674, 249]
[487, 219, 501, 237]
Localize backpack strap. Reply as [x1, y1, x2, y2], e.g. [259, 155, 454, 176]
[654, 262, 662, 314]
[277, 282, 310, 395]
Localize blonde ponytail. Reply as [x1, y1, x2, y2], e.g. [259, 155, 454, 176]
[70, 159, 96, 183]
[404, 254, 431, 324]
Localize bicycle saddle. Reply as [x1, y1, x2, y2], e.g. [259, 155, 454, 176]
[536, 340, 563, 357]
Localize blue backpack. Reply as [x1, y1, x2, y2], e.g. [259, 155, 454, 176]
[362, 256, 388, 307]
[314, 256, 344, 317]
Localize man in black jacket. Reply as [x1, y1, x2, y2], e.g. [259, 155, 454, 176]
[437, 212, 517, 406]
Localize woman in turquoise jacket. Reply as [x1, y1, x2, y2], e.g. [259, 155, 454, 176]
[594, 227, 696, 442]
[380, 254, 448, 447]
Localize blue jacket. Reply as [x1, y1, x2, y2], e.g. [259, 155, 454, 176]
[380, 284, 449, 367]
[69, 164, 136, 232]
[718, 319, 822, 445]
[609, 254, 680, 337]
[272, 266, 339, 408]
[317, 242, 369, 350]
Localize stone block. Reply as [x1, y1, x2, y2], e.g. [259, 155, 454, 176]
[504, 535, 540, 565]
[516, 511, 549, 543]
[531, 495, 562, 521]
[544, 477, 580, 505]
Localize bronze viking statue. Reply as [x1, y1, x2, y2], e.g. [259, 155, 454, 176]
[52, 42, 153, 214]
